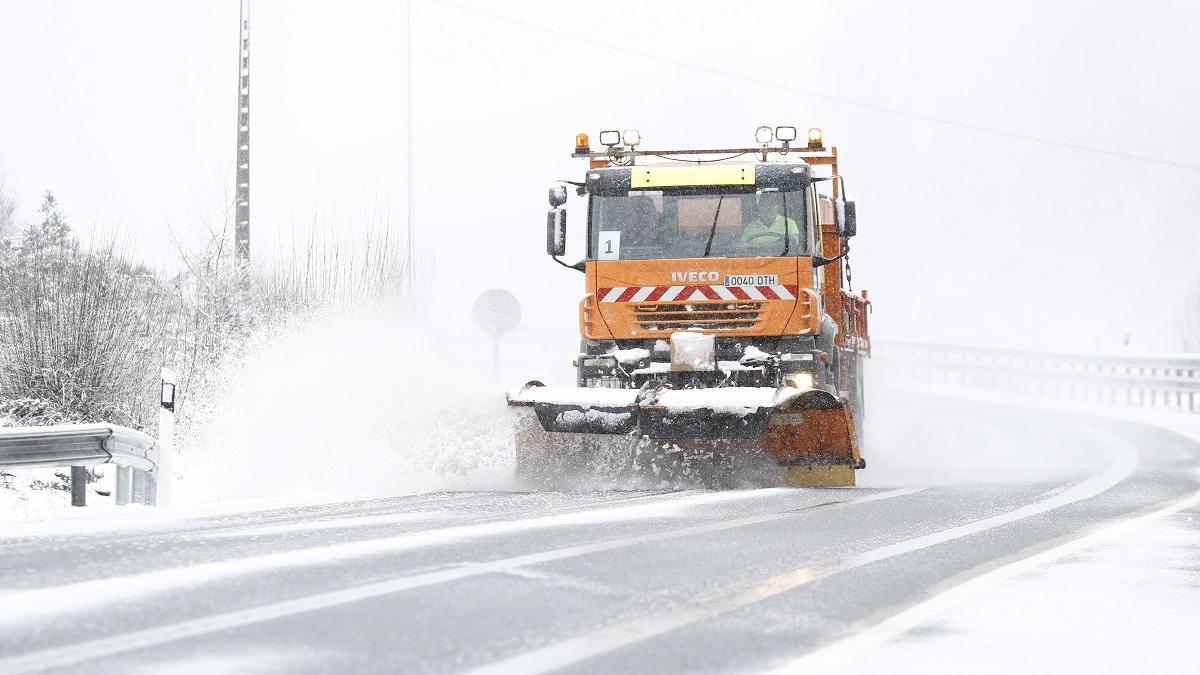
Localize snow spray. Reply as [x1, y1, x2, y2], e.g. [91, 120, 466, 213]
[173, 310, 518, 503]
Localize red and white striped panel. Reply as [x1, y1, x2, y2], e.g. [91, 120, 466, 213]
[596, 285, 798, 303]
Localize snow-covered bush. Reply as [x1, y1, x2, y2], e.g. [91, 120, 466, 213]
[0, 187, 417, 503]
[0, 193, 174, 429]
[0, 398, 90, 427]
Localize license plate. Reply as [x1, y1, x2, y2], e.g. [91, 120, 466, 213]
[724, 274, 778, 286]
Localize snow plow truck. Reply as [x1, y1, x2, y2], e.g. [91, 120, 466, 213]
[508, 127, 871, 487]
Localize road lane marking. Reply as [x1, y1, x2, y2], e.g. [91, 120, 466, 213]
[0, 488, 790, 628]
[772, 485, 1200, 674]
[0, 489, 924, 674]
[197, 511, 444, 538]
[460, 435, 1137, 675]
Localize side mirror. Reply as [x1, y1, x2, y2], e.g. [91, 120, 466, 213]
[546, 208, 567, 257]
[548, 183, 568, 208]
[839, 200, 857, 238]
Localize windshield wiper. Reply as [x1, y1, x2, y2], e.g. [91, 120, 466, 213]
[702, 195, 725, 257]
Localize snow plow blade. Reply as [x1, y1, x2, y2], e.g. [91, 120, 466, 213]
[507, 382, 862, 486]
[507, 384, 775, 439]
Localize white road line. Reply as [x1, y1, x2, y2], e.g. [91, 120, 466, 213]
[0, 489, 785, 628]
[0, 489, 923, 674]
[0, 494, 405, 541]
[461, 436, 1137, 675]
[199, 511, 443, 539]
[773, 486, 1200, 674]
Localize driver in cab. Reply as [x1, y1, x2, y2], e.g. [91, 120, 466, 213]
[740, 193, 801, 251]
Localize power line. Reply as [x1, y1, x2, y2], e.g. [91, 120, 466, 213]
[432, 0, 1200, 173]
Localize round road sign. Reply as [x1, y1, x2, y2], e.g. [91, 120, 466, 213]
[473, 289, 522, 336]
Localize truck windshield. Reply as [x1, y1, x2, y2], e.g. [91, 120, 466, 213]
[589, 190, 808, 261]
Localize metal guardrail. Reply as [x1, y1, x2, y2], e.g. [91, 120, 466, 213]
[0, 367, 177, 508]
[875, 341, 1200, 412]
[0, 424, 160, 506]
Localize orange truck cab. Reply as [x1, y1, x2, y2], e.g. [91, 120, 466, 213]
[511, 127, 872, 486]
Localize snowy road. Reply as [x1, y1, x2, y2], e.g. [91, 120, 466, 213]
[1, 395, 1198, 674]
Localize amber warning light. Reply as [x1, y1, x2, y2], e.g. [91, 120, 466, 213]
[575, 132, 590, 153]
[807, 127, 824, 149]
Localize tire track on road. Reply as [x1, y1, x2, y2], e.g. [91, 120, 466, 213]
[0, 489, 923, 674]
[0, 488, 849, 628]
[460, 429, 1137, 675]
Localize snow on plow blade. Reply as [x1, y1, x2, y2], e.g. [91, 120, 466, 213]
[507, 383, 863, 487]
[507, 384, 776, 439]
[508, 384, 860, 460]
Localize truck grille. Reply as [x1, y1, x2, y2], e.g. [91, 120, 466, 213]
[633, 302, 762, 332]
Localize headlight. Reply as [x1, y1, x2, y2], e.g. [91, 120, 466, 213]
[783, 372, 815, 390]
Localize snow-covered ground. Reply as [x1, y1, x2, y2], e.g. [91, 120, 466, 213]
[794, 506, 1200, 674]
[0, 467, 116, 526]
[1, 386, 1196, 674]
[781, 381, 1200, 674]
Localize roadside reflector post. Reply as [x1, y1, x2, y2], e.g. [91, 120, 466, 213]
[473, 289, 522, 386]
[115, 465, 131, 505]
[157, 367, 177, 509]
[70, 466, 87, 507]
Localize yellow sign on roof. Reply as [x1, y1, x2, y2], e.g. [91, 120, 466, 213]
[631, 165, 755, 188]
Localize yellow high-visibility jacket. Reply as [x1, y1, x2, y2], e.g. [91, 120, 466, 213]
[740, 214, 801, 248]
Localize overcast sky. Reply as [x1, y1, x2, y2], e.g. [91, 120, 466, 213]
[2, 0, 1199, 354]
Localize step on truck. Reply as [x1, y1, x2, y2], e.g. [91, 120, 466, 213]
[508, 126, 872, 487]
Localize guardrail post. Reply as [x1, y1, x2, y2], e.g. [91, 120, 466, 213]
[131, 469, 147, 505]
[157, 367, 177, 509]
[70, 466, 87, 507]
[144, 473, 158, 507]
[115, 464, 131, 505]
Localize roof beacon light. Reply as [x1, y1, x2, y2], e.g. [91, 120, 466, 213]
[807, 127, 824, 149]
[775, 126, 798, 142]
[755, 125, 773, 145]
[575, 132, 590, 153]
[598, 130, 621, 147]
[622, 129, 641, 147]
